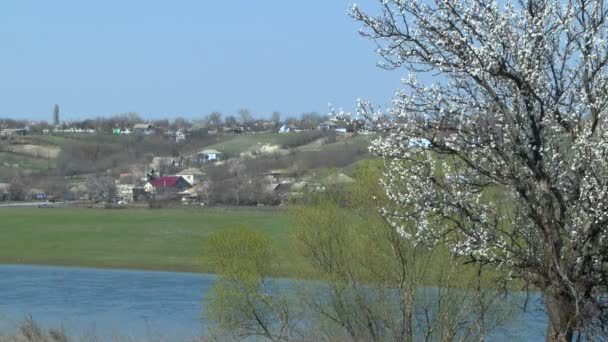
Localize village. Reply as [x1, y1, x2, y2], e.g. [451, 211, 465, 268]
[0, 112, 379, 207]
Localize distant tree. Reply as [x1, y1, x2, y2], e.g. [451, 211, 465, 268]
[271, 111, 281, 126]
[205, 227, 294, 341]
[285, 116, 298, 126]
[205, 162, 512, 341]
[207, 112, 223, 131]
[152, 119, 169, 129]
[172, 117, 190, 130]
[224, 115, 239, 127]
[238, 108, 253, 124]
[8, 177, 26, 201]
[53, 104, 59, 126]
[86, 174, 116, 203]
[270, 112, 281, 123]
[300, 112, 326, 130]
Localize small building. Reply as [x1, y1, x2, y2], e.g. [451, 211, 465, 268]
[144, 176, 191, 193]
[278, 124, 297, 134]
[179, 186, 200, 204]
[175, 130, 187, 142]
[197, 149, 222, 163]
[223, 126, 244, 134]
[318, 120, 338, 131]
[113, 128, 132, 135]
[176, 168, 205, 186]
[133, 123, 154, 135]
[0, 128, 29, 136]
[116, 184, 135, 202]
[27, 188, 47, 201]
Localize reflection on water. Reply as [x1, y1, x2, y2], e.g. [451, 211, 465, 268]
[0, 264, 547, 340]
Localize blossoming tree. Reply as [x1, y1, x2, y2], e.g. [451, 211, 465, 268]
[350, 1, 608, 340]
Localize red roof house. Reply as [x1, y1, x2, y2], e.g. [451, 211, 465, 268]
[145, 176, 191, 193]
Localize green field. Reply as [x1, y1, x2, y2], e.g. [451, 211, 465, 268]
[0, 152, 54, 181]
[0, 208, 294, 274]
[201, 132, 296, 156]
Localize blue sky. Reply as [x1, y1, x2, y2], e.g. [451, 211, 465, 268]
[0, 1, 402, 121]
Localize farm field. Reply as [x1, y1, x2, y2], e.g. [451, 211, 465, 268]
[0, 207, 295, 275]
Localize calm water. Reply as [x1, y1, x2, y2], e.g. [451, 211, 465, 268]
[0, 264, 548, 341]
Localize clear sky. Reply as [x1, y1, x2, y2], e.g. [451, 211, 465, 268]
[0, 1, 402, 122]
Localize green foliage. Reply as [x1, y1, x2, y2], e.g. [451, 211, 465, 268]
[206, 226, 275, 279]
[286, 160, 515, 341]
[204, 160, 516, 341]
[205, 227, 295, 341]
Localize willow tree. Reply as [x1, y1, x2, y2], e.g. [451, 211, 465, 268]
[351, 1, 608, 340]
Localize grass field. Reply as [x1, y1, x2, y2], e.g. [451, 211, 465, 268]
[201, 132, 295, 156]
[0, 207, 295, 275]
[0, 152, 54, 181]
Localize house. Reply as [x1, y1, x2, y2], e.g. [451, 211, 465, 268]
[116, 184, 135, 202]
[175, 130, 187, 142]
[179, 186, 200, 204]
[133, 123, 154, 135]
[261, 169, 292, 185]
[112, 128, 132, 135]
[176, 168, 205, 186]
[278, 124, 297, 134]
[198, 149, 222, 163]
[223, 126, 244, 134]
[27, 188, 47, 201]
[0, 128, 29, 136]
[318, 120, 338, 131]
[150, 156, 183, 171]
[144, 176, 191, 193]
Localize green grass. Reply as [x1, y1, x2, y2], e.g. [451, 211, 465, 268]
[201, 132, 304, 156]
[24, 134, 79, 147]
[0, 208, 294, 275]
[0, 152, 54, 178]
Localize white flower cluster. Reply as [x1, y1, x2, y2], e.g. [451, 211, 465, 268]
[350, 0, 608, 288]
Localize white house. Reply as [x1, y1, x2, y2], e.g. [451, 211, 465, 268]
[199, 149, 222, 162]
[116, 184, 134, 202]
[408, 138, 431, 148]
[176, 168, 205, 186]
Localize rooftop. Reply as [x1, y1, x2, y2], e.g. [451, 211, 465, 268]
[148, 176, 184, 188]
[199, 149, 222, 154]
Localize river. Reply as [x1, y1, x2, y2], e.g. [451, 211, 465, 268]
[0, 264, 548, 341]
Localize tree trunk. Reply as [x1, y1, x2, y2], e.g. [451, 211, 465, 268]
[545, 289, 576, 342]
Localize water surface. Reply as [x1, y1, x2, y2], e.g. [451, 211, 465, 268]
[0, 264, 548, 340]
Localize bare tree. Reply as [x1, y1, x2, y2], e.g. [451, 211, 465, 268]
[225, 115, 239, 128]
[238, 108, 253, 125]
[351, 1, 608, 340]
[8, 176, 26, 201]
[86, 174, 116, 203]
[207, 112, 223, 131]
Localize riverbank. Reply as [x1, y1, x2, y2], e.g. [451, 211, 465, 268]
[0, 207, 295, 275]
